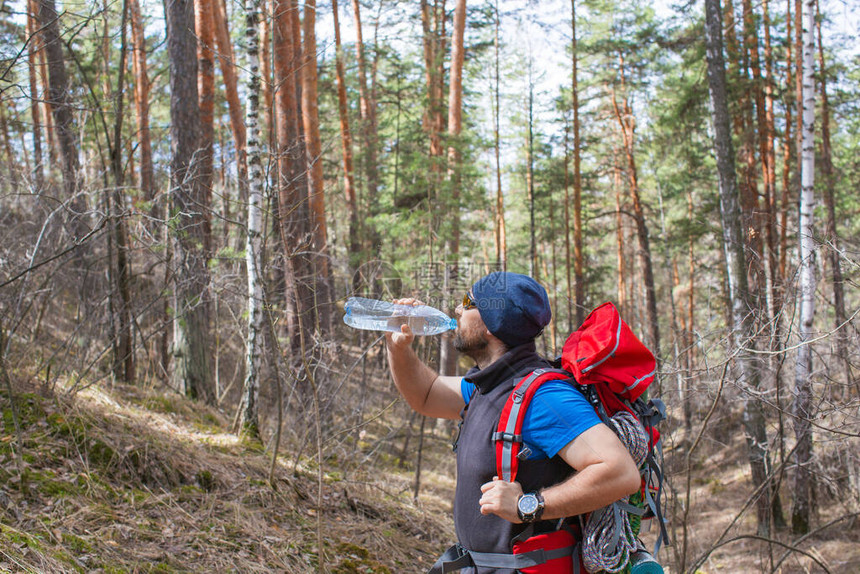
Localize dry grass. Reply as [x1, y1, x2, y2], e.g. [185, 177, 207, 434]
[2, 364, 858, 573]
[0, 376, 454, 573]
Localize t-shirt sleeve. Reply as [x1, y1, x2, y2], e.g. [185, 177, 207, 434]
[521, 380, 602, 459]
[461, 378, 476, 405]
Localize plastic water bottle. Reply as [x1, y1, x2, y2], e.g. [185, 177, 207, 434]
[343, 297, 457, 336]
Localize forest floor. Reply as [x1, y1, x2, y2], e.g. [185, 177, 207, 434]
[1, 365, 858, 573]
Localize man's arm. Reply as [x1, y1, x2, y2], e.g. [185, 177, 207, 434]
[385, 299, 464, 420]
[478, 422, 641, 522]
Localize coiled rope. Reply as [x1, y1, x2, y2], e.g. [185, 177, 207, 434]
[581, 411, 650, 573]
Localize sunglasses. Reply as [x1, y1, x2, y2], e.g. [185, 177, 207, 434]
[462, 291, 477, 310]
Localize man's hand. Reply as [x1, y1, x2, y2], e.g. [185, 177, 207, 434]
[384, 298, 423, 348]
[384, 297, 465, 420]
[479, 477, 523, 523]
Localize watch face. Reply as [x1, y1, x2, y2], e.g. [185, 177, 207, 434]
[519, 494, 539, 515]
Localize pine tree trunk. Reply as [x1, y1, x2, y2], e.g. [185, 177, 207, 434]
[241, 0, 264, 437]
[744, 0, 779, 322]
[571, 0, 585, 327]
[493, 0, 506, 270]
[27, 0, 44, 190]
[273, 0, 314, 361]
[815, 0, 852, 394]
[109, 0, 134, 384]
[38, 0, 87, 233]
[609, 71, 661, 367]
[792, 0, 816, 535]
[167, 0, 213, 403]
[446, 0, 465, 267]
[301, 0, 333, 336]
[420, 0, 446, 261]
[527, 77, 536, 278]
[613, 151, 626, 313]
[212, 0, 248, 200]
[129, 0, 155, 214]
[780, 0, 793, 280]
[260, 0, 273, 148]
[704, 0, 774, 536]
[0, 104, 16, 188]
[351, 0, 381, 255]
[685, 191, 695, 432]
[439, 0, 466, 379]
[195, 0, 216, 255]
[331, 0, 361, 280]
[37, 40, 57, 170]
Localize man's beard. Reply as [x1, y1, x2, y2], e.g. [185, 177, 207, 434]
[453, 329, 488, 357]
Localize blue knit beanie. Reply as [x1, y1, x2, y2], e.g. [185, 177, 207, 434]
[470, 272, 551, 348]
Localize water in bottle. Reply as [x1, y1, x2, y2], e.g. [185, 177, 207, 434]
[343, 297, 457, 336]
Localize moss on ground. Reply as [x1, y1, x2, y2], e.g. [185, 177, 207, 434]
[332, 542, 393, 573]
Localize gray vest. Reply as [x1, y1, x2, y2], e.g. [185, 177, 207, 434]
[453, 343, 573, 573]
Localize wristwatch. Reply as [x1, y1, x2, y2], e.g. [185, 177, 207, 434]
[516, 491, 545, 523]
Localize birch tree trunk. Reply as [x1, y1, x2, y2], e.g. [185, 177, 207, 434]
[241, 0, 264, 436]
[791, 0, 816, 535]
[704, 0, 775, 535]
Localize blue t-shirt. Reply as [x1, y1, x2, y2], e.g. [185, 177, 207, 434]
[461, 378, 601, 460]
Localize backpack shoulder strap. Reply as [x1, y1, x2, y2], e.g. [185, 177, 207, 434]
[495, 368, 570, 482]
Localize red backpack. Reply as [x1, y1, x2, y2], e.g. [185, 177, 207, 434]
[497, 302, 668, 573]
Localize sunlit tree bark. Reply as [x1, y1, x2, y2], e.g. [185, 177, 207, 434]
[331, 0, 361, 278]
[571, 0, 584, 326]
[129, 0, 155, 212]
[241, 0, 264, 437]
[438, 0, 466, 378]
[351, 0, 381, 255]
[815, 0, 852, 395]
[38, 0, 86, 234]
[609, 62, 661, 365]
[704, 0, 775, 535]
[107, 0, 134, 384]
[301, 0, 333, 335]
[792, 0, 816, 535]
[26, 0, 44, 189]
[213, 0, 248, 200]
[167, 0, 213, 403]
[195, 0, 216, 254]
[273, 0, 314, 357]
[492, 0, 506, 270]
